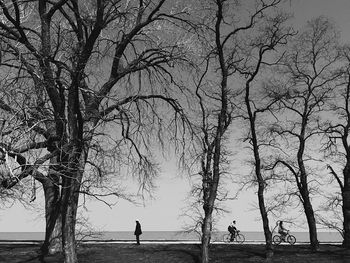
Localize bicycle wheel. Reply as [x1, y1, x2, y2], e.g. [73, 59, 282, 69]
[223, 234, 231, 243]
[287, 235, 296, 245]
[273, 235, 282, 245]
[235, 233, 245, 243]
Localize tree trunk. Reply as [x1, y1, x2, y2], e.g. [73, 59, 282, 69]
[298, 133, 319, 251]
[40, 175, 61, 255]
[257, 182, 273, 258]
[49, 214, 62, 254]
[200, 128, 223, 262]
[301, 187, 319, 250]
[245, 84, 273, 258]
[61, 146, 85, 263]
[62, 202, 78, 263]
[255, 154, 273, 258]
[61, 177, 81, 263]
[201, 212, 212, 263]
[342, 185, 350, 248]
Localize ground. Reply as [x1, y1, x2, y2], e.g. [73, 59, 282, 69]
[0, 243, 350, 263]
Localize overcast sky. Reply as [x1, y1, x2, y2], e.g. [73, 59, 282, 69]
[1, 0, 350, 234]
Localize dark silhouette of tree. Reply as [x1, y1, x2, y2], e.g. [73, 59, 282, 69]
[238, 13, 293, 258]
[269, 16, 341, 251]
[183, 1, 293, 261]
[323, 45, 350, 248]
[0, 1, 190, 262]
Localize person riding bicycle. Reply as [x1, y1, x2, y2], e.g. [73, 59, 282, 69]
[228, 220, 237, 241]
[278, 220, 288, 241]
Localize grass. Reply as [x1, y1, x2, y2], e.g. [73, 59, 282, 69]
[0, 243, 350, 262]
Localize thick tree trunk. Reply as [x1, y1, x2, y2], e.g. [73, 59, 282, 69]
[200, 149, 220, 263]
[342, 185, 350, 248]
[40, 177, 61, 255]
[62, 202, 79, 263]
[200, 129, 223, 262]
[49, 214, 62, 254]
[61, 147, 85, 263]
[300, 187, 319, 250]
[201, 212, 212, 263]
[61, 177, 81, 263]
[342, 164, 350, 247]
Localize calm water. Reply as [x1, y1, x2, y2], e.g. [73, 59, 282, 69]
[0, 231, 343, 243]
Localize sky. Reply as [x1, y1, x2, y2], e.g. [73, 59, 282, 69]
[2, 0, 350, 234]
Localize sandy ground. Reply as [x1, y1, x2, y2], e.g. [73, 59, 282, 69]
[0, 243, 350, 263]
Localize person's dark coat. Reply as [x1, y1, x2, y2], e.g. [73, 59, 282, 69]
[134, 221, 142, 245]
[134, 221, 142, 236]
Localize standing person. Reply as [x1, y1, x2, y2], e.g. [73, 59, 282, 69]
[134, 220, 142, 245]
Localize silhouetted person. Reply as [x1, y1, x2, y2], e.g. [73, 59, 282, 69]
[278, 220, 288, 241]
[228, 220, 237, 241]
[134, 220, 142, 245]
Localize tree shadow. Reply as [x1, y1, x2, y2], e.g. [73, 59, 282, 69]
[135, 244, 201, 263]
[162, 248, 201, 263]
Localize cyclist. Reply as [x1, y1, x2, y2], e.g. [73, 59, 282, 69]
[228, 220, 237, 241]
[278, 220, 288, 241]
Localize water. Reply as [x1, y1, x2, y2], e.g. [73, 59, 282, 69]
[0, 231, 343, 243]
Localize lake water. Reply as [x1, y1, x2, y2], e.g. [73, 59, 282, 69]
[0, 231, 343, 243]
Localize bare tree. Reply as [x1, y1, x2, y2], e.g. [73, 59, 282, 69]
[0, 1, 191, 262]
[322, 45, 350, 248]
[237, 13, 293, 258]
[269, 16, 341, 250]
[181, 1, 293, 261]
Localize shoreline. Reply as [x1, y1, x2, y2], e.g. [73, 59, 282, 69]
[0, 230, 342, 243]
[0, 239, 343, 245]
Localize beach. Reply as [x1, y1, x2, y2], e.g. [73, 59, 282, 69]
[0, 242, 349, 263]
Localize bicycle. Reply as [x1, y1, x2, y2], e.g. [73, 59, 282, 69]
[272, 230, 296, 245]
[223, 230, 245, 243]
